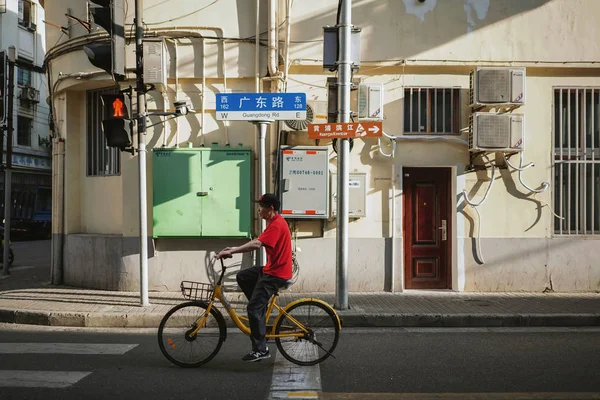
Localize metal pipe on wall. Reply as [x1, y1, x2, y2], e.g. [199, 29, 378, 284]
[284, 0, 291, 88]
[201, 38, 206, 146]
[267, 0, 278, 77]
[2, 46, 16, 277]
[173, 39, 180, 147]
[255, 0, 261, 92]
[51, 137, 65, 285]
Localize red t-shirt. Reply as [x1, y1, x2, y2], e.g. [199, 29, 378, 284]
[258, 214, 292, 280]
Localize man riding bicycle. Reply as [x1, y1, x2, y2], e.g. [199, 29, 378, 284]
[216, 193, 292, 362]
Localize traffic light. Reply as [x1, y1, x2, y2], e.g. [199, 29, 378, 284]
[83, 0, 125, 80]
[101, 94, 131, 150]
[0, 51, 5, 124]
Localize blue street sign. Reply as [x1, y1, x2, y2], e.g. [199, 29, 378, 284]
[216, 92, 307, 121]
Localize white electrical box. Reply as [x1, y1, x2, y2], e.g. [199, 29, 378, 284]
[143, 38, 167, 87]
[279, 146, 329, 219]
[358, 84, 384, 121]
[330, 172, 366, 218]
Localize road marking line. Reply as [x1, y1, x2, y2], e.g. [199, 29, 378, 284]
[317, 393, 600, 399]
[268, 343, 322, 400]
[0, 370, 92, 388]
[0, 343, 138, 355]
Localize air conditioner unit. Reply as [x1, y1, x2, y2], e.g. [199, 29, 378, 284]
[284, 100, 328, 131]
[469, 112, 524, 152]
[20, 86, 40, 103]
[469, 67, 525, 107]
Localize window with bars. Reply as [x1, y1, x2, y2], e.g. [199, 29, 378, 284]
[86, 87, 121, 176]
[553, 88, 600, 235]
[403, 87, 461, 134]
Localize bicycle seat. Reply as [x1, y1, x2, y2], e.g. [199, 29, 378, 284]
[278, 279, 295, 293]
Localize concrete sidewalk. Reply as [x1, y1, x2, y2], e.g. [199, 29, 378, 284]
[1, 285, 599, 328]
[1, 240, 599, 328]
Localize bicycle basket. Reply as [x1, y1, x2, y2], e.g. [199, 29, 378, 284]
[180, 281, 213, 301]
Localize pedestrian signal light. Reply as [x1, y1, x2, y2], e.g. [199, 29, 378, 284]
[100, 94, 131, 151]
[102, 94, 129, 120]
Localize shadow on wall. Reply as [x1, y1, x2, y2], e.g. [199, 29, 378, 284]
[289, 0, 551, 62]
[153, 238, 255, 276]
[457, 153, 550, 264]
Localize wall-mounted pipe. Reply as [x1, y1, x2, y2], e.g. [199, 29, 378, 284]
[173, 39, 180, 147]
[201, 38, 206, 147]
[255, 0, 261, 92]
[284, 0, 291, 89]
[268, 0, 279, 77]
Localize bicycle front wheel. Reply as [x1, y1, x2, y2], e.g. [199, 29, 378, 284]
[158, 301, 226, 367]
[274, 300, 340, 366]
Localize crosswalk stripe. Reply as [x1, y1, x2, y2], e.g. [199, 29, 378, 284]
[269, 344, 322, 400]
[0, 343, 138, 355]
[0, 370, 92, 388]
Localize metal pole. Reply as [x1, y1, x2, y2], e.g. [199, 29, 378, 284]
[135, 0, 149, 306]
[255, 121, 269, 266]
[335, 0, 351, 310]
[2, 46, 15, 276]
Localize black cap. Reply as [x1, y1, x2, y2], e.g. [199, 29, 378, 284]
[253, 193, 280, 211]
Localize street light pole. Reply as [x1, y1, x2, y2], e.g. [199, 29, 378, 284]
[135, 0, 149, 306]
[2, 46, 15, 276]
[335, 0, 351, 310]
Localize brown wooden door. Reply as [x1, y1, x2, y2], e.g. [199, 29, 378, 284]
[403, 167, 451, 289]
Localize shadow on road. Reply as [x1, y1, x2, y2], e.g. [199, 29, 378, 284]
[0, 240, 52, 291]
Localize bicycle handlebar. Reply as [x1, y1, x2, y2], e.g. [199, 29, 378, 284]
[217, 254, 233, 270]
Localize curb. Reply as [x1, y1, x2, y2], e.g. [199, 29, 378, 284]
[1, 308, 599, 328]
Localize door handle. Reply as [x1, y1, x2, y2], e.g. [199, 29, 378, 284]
[197, 192, 209, 197]
[438, 219, 447, 241]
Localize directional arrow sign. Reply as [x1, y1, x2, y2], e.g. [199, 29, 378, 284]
[307, 121, 383, 139]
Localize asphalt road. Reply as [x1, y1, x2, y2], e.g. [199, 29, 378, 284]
[0, 325, 598, 400]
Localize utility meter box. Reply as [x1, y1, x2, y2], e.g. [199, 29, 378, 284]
[152, 147, 252, 238]
[143, 37, 167, 87]
[279, 146, 329, 219]
[330, 172, 367, 218]
[358, 83, 384, 121]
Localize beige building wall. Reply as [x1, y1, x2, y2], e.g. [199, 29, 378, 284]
[44, 0, 600, 292]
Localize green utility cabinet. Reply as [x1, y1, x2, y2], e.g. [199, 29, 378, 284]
[152, 147, 252, 238]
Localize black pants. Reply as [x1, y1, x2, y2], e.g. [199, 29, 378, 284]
[236, 266, 287, 353]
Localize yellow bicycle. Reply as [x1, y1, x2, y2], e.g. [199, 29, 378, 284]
[158, 256, 342, 367]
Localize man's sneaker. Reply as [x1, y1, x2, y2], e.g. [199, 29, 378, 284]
[242, 348, 271, 362]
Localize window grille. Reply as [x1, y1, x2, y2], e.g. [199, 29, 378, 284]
[553, 88, 600, 235]
[403, 87, 461, 134]
[86, 87, 121, 176]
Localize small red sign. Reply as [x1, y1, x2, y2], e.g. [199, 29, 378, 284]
[307, 121, 383, 139]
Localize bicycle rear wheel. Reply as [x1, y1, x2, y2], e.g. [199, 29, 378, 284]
[274, 300, 340, 366]
[158, 301, 226, 367]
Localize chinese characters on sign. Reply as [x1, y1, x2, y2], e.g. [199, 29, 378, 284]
[12, 155, 51, 169]
[287, 170, 324, 176]
[307, 121, 383, 139]
[216, 92, 307, 121]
